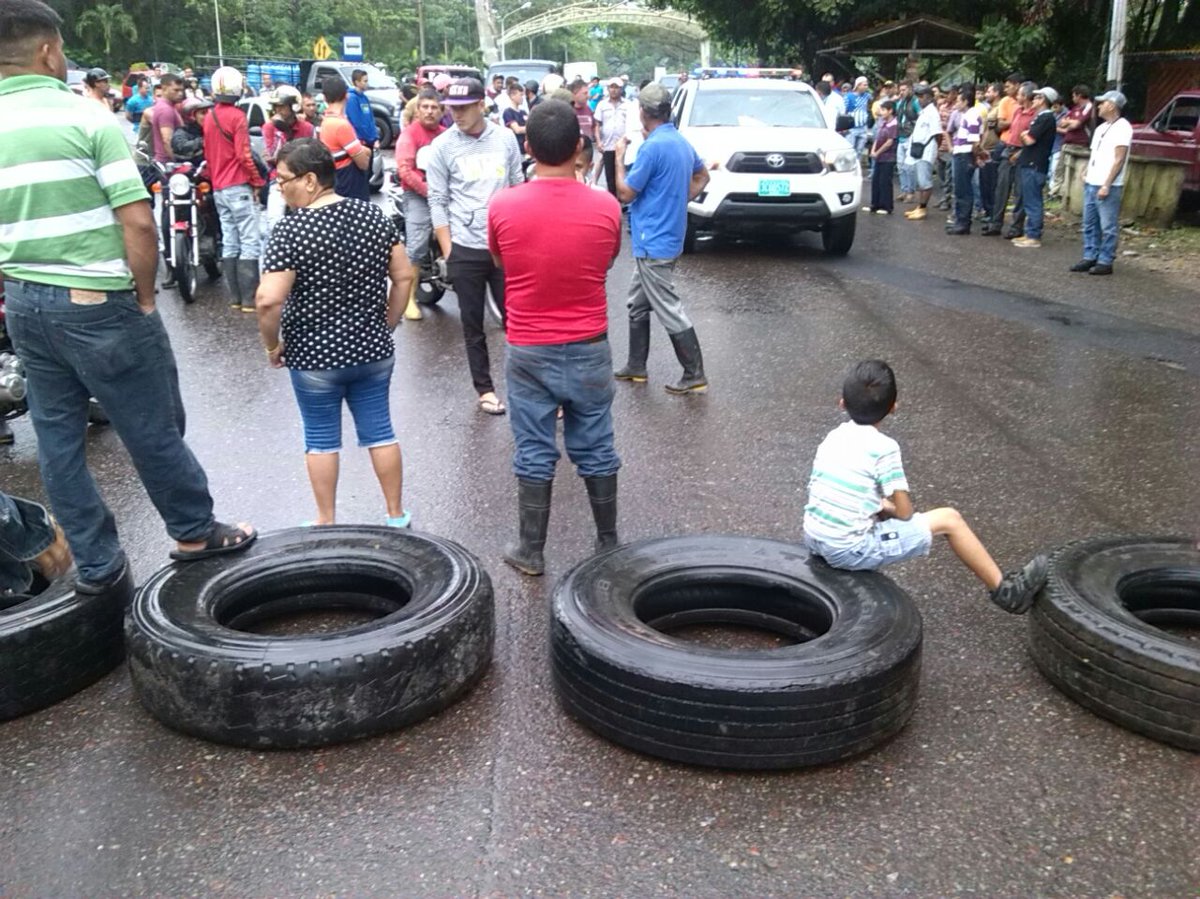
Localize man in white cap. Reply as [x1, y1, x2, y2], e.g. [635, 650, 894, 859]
[1012, 86, 1059, 249]
[1071, 90, 1131, 276]
[593, 77, 628, 196]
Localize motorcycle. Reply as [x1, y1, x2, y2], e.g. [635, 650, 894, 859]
[0, 284, 107, 444]
[385, 175, 503, 326]
[144, 153, 223, 304]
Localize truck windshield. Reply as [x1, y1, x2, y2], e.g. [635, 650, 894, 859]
[358, 65, 397, 90]
[689, 89, 827, 128]
[488, 63, 555, 86]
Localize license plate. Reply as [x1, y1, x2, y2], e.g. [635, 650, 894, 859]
[758, 178, 790, 197]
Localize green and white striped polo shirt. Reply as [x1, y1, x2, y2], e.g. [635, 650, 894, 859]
[0, 74, 149, 291]
[803, 421, 911, 549]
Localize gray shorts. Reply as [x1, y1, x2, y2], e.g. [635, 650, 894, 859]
[806, 513, 932, 571]
[914, 160, 934, 190]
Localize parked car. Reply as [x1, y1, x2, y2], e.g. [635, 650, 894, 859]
[669, 74, 860, 255]
[1131, 91, 1200, 194]
[416, 64, 483, 85]
[487, 59, 557, 90]
[66, 69, 123, 111]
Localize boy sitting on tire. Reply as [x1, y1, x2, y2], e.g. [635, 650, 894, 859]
[802, 360, 1047, 613]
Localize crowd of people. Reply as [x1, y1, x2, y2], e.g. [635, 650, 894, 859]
[822, 72, 1133, 274]
[0, 0, 1105, 614]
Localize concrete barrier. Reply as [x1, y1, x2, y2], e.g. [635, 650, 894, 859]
[1061, 144, 1189, 227]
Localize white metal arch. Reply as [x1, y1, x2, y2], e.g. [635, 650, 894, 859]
[501, 3, 711, 65]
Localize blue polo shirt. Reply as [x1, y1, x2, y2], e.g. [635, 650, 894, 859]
[625, 123, 704, 259]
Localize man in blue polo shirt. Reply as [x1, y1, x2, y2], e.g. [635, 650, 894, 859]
[612, 82, 710, 394]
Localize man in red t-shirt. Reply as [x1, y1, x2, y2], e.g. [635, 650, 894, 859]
[991, 81, 1037, 239]
[395, 87, 447, 319]
[203, 65, 266, 311]
[487, 99, 622, 577]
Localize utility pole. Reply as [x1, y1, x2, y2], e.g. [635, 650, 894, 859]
[416, 0, 426, 61]
[213, 0, 224, 65]
[1106, 0, 1128, 86]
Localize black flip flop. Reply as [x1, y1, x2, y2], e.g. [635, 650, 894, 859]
[169, 522, 258, 562]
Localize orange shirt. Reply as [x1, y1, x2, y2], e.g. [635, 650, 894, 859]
[996, 96, 1018, 142]
[319, 112, 364, 170]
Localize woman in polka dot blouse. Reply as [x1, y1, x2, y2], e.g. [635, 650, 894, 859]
[254, 139, 417, 527]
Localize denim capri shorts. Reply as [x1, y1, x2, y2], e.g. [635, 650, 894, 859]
[288, 357, 397, 453]
[806, 512, 932, 572]
[914, 159, 934, 190]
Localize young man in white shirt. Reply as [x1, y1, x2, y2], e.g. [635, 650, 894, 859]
[1072, 90, 1132, 276]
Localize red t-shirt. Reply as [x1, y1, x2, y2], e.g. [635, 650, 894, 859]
[1005, 105, 1036, 148]
[1062, 101, 1093, 146]
[488, 179, 621, 346]
[319, 113, 364, 170]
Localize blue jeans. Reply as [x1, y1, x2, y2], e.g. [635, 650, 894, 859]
[952, 153, 975, 228]
[506, 339, 620, 482]
[3, 280, 215, 582]
[897, 138, 914, 193]
[1020, 168, 1047, 239]
[1082, 183, 1124, 265]
[288, 357, 397, 453]
[213, 183, 262, 260]
[0, 493, 56, 595]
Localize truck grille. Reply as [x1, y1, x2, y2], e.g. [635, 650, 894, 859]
[726, 152, 823, 174]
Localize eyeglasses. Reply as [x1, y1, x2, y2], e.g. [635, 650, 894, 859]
[275, 172, 308, 187]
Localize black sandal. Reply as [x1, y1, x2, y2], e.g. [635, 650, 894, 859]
[169, 522, 258, 562]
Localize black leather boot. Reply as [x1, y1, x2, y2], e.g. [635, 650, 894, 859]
[614, 317, 650, 382]
[584, 474, 618, 552]
[503, 478, 552, 576]
[237, 259, 260, 312]
[664, 327, 708, 394]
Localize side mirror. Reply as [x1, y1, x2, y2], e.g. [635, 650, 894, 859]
[835, 114, 854, 132]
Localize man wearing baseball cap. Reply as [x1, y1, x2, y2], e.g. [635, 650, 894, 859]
[846, 76, 872, 161]
[612, 81, 710, 394]
[1012, 86, 1060, 249]
[425, 77, 524, 415]
[1072, 90, 1131, 275]
[594, 77, 628, 196]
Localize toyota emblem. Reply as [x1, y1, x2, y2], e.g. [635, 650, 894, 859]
[765, 153, 786, 168]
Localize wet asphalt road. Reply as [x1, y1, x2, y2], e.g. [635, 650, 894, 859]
[2, 206, 1198, 897]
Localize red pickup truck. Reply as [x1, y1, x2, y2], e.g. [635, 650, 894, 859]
[1131, 90, 1200, 193]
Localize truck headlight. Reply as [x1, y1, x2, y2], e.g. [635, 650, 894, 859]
[822, 149, 858, 173]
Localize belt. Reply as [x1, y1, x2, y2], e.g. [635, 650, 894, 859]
[567, 332, 607, 346]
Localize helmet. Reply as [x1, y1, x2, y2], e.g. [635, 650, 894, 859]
[210, 66, 245, 102]
[84, 67, 110, 86]
[270, 85, 302, 113]
[541, 73, 565, 95]
[181, 97, 213, 115]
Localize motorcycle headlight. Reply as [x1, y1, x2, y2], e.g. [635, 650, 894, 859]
[168, 173, 191, 197]
[822, 149, 859, 173]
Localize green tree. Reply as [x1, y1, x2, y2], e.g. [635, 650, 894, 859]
[75, 3, 139, 61]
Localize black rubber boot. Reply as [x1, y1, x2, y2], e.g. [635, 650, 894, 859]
[584, 474, 618, 552]
[503, 478, 552, 576]
[237, 259, 260, 311]
[664, 327, 708, 394]
[614, 317, 650, 382]
[225, 259, 242, 309]
[0, 417, 13, 445]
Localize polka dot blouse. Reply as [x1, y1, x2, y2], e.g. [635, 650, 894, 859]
[263, 198, 402, 371]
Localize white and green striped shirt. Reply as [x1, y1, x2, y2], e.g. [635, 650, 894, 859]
[803, 421, 910, 549]
[0, 74, 149, 291]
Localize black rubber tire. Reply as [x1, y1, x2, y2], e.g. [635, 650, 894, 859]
[173, 233, 196, 304]
[375, 115, 395, 150]
[0, 572, 131, 721]
[1028, 535, 1200, 751]
[126, 527, 494, 748]
[415, 277, 445, 306]
[551, 536, 922, 769]
[821, 214, 856, 256]
[203, 258, 222, 282]
[682, 215, 698, 255]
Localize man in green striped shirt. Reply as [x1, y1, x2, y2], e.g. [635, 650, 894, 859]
[0, 0, 255, 594]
